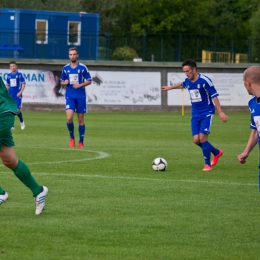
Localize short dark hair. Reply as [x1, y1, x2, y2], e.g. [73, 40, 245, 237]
[9, 61, 17, 65]
[182, 59, 197, 69]
[68, 47, 78, 54]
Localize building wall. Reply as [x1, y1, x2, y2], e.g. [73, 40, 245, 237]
[0, 9, 99, 60]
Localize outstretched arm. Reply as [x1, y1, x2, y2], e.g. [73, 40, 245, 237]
[162, 83, 183, 91]
[237, 129, 258, 164]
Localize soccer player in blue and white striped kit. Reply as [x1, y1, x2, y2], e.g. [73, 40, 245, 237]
[60, 47, 92, 148]
[162, 59, 229, 171]
[238, 66, 260, 189]
[6, 61, 26, 130]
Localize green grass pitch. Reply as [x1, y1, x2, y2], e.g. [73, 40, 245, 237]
[1, 110, 260, 260]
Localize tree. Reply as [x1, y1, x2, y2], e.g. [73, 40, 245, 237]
[250, 5, 260, 61]
[0, 0, 83, 12]
[109, 0, 212, 34]
[81, 0, 118, 32]
[207, 0, 258, 36]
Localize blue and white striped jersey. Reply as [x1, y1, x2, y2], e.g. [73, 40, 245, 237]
[6, 71, 26, 97]
[249, 96, 260, 144]
[181, 73, 219, 117]
[60, 62, 92, 99]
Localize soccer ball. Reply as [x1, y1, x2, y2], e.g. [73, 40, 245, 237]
[152, 157, 167, 171]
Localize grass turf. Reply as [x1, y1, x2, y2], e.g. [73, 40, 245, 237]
[0, 110, 259, 260]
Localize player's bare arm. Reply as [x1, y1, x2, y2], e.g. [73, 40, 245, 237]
[162, 83, 183, 91]
[237, 129, 258, 164]
[17, 83, 25, 97]
[60, 80, 69, 86]
[73, 80, 92, 89]
[212, 97, 229, 122]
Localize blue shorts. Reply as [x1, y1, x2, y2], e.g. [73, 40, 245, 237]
[65, 96, 87, 113]
[10, 94, 22, 109]
[191, 115, 214, 136]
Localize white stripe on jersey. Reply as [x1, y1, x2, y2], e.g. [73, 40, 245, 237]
[200, 73, 214, 87]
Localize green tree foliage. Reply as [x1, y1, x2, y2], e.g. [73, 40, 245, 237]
[81, 0, 118, 31]
[207, 0, 259, 36]
[111, 46, 138, 61]
[250, 6, 260, 61]
[110, 0, 212, 34]
[0, 0, 83, 12]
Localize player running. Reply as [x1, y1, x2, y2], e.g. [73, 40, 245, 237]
[60, 47, 92, 148]
[162, 59, 228, 171]
[6, 61, 26, 130]
[0, 75, 48, 215]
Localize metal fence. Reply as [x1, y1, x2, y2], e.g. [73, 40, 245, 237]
[99, 33, 253, 63]
[0, 31, 254, 62]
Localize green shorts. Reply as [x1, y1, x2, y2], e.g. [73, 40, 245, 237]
[0, 113, 15, 150]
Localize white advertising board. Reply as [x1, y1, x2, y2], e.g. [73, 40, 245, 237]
[0, 69, 64, 104]
[0, 69, 161, 105]
[87, 71, 161, 105]
[167, 72, 251, 106]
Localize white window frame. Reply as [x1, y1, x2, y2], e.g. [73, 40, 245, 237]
[36, 19, 48, 44]
[68, 21, 81, 46]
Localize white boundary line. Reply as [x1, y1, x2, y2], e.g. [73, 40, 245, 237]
[0, 147, 257, 187]
[0, 148, 110, 165]
[1, 171, 255, 187]
[38, 173, 255, 186]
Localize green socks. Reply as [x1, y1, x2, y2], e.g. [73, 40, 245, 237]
[0, 186, 5, 195]
[13, 160, 42, 197]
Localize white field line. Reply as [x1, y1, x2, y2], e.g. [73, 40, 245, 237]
[0, 170, 256, 187]
[0, 148, 110, 165]
[37, 173, 257, 186]
[0, 147, 257, 187]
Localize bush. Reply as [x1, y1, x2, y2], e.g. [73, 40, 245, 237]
[111, 46, 138, 61]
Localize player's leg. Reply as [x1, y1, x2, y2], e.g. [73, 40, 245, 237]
[77, 113, 85, 148]
[66, 97, 76, 148]
[201, 115, 223, 167]
[10, 94, 17, 130]
[75, 97, 87, 148]
[198, 116, 214, 171]
[191, 117, 201, 147]
[191, 117, 211, 171]
[0, 113, 48, 214]
[1, 147, 41, 196]
[16, 97, 25, 130]
[1, 146, 48, 214]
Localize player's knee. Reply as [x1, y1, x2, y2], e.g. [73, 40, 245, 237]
[192, 137, 200, 145]
[2, 159, 17, 170]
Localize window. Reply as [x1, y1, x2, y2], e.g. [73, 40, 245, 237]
[36, 19, 48, 44]
[68, 22, 81, 45]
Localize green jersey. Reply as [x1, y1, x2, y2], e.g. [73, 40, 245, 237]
[0, 76, 17, 115]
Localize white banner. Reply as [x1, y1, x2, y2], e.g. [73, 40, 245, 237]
[167, 72, 251, 106]
[0, 69, 64, 104]
[0, 69, 161, 105]
[88, 71, 161, 105]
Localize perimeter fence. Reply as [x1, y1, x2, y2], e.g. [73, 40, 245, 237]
[0, 30, 256, 63]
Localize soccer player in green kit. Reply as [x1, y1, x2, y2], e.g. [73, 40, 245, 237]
[0, 76, 48, 215]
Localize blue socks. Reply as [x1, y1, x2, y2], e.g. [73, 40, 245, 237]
[201, 141, 211, 165]
[78, 124, 85, 143]
[17, 111, 24, 123]
[67, 122, 74, 139]
[67, 123, 85, 144]
[197, 141, 220, 165]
